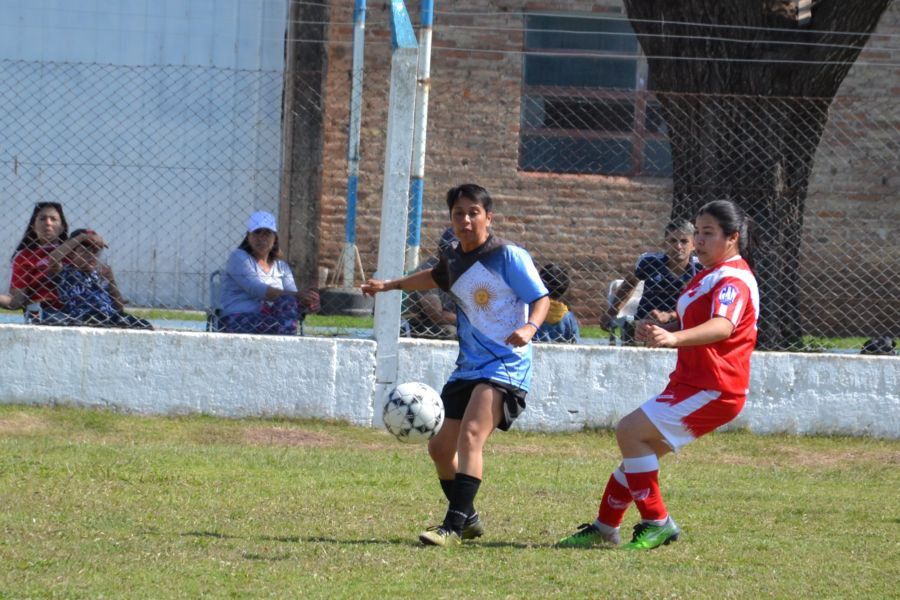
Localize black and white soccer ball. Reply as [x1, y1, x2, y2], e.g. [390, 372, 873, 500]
[383, 382, 444, 442]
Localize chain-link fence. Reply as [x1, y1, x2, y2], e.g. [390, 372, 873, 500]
[1, 2, 897, 353]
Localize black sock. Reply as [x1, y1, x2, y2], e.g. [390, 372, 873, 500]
[442, 473, 481, 533]
[439, 478, 454, 503]
[440, 478, 477, 522]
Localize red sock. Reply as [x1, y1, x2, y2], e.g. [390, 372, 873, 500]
[623, 455, 668, 522]
[596, 466, 632, 528]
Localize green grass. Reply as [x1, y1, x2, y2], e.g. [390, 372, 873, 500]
[0, 406, 897, 598]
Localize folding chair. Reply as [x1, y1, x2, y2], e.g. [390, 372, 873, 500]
[606, 279, 644, 345]
[205, 270, 224, 332]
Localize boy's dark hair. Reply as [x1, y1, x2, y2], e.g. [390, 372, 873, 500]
[539, 263, 570, 300]
[445, 183, 492, 214]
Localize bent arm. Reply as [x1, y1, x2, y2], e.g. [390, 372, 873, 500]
[645, 317, 734, 349]
[505, 295, 551, 347]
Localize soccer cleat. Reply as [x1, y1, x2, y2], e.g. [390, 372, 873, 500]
[419, 525, 461, 547]
[556, 522, 621, 548]
[621, 517, 681, 550]
[461, 513, 485, 540]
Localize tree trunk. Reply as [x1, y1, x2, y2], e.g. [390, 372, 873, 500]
[622, 0, 892, 349]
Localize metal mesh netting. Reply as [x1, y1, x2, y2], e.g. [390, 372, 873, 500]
[1, 3, 897, 353]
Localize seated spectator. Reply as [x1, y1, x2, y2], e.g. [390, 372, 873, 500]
[4, 202, 70, 320]
[861, 336, 895, 356]
[220, 211, 319, 335]
[535, 263, 581, 344]
[49, 229, 153, 330]
[605, 219, 701, 344]
[403, 228, 458, 340]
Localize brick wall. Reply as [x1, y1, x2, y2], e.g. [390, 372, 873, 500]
[313, 0, 898, 335]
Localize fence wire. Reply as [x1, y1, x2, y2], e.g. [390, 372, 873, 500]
[1, 4, 898, 353]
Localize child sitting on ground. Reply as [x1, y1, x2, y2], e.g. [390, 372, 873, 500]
[535, 263, 581, 344]
[49, 229, 152, 330]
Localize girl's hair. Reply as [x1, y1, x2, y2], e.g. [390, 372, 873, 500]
[238, 233, 283, 265]
[445, 183, 493, 214]
[696, 200, 757, 271]
[13, 202, 69, 257]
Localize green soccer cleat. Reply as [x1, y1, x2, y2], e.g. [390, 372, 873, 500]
[419, 525, 461, 547]
[621, 517, 681, 550]
[461, 514, 485, 540]
[556, 522, 621, 548]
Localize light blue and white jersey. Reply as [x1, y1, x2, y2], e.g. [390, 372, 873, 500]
[432, 235, 548, 391]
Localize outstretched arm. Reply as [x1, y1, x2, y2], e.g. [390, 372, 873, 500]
[1, 289, 28, 310]
[361, 269, 438, 296]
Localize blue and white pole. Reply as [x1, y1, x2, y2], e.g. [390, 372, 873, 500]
[405, 0, 434, 271]
[340, 0, 367, 287]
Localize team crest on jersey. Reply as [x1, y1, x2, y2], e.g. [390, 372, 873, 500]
[718, 285, 738, 306]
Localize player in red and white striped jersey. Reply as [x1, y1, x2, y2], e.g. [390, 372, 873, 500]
[559, 200, 759, 550]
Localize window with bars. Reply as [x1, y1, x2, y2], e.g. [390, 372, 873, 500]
[519, 14, 672, 177]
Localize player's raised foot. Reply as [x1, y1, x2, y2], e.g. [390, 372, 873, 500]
[419, 525, 461, 547]
[556, 522, 620, 548]
[621, 517, 681, 550]
[461, 513, 485, 540]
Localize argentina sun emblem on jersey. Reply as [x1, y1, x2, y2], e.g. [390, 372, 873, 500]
[718, 284, 738, 305]
[451, 261, 521, 343]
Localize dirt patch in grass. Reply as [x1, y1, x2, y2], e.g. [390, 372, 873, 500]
[243, 426, 336, 448]
[712, 445, 900, 468]
[0, 412, 49, 435]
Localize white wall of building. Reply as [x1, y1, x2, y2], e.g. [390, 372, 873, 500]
[1, 325, 897, 438]
[0, 0, 289, 308]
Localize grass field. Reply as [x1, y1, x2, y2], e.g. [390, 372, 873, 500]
[1, 405, 897, 599]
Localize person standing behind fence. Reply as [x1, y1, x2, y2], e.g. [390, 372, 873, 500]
[220, 211, 319, 335]
[2, 202, 69, 319]
[535, 263, 581, 344]
[362, 183, 550, 547]
[605, 219, 701, 343]
[558, 200, 758, 550]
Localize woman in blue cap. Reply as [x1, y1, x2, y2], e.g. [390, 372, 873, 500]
[220, 211, 319, 335]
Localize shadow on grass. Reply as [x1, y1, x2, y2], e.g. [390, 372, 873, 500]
[181, 530, 561, 550]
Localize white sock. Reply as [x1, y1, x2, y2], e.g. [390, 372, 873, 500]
[593, 519, 619, 534]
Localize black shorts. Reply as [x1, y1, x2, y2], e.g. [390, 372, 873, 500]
[440, 379, 527, 432]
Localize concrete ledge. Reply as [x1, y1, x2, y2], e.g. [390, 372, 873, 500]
[1, 325, 897, 438]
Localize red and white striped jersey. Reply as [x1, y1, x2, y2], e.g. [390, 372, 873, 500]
[669, 255, 759, 395]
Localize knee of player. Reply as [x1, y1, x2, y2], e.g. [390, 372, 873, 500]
[427, 436, 455, 463]
[457, 424, 488, 454]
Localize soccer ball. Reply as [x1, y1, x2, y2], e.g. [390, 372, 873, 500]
[383, 382, 444, 442]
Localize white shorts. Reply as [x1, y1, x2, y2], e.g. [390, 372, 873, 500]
[640, 382, 746, 452]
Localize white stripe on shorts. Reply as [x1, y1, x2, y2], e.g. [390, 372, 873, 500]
[640, 388, 721, 452]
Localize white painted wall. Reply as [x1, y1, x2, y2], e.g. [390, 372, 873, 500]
[0, 0, 289, 308]
[1, 325, 897, 438]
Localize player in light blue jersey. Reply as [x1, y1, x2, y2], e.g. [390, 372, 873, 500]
[363, 183, 549, 547]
